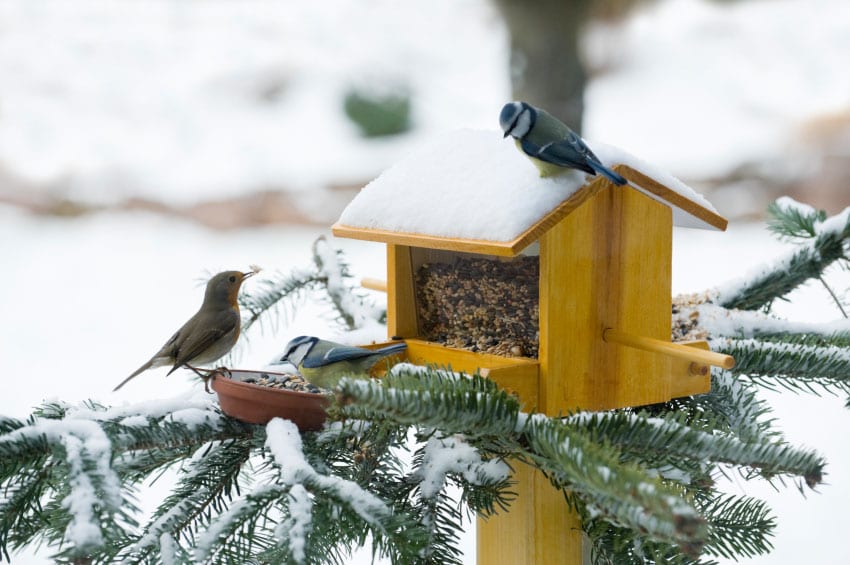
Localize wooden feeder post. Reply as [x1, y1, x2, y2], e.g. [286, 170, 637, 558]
[333, 131, 731, 564]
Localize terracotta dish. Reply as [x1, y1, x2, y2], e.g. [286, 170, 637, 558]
[210, 369, 330, 430]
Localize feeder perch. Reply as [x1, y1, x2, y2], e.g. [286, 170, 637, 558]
[331, 129, 731, 564]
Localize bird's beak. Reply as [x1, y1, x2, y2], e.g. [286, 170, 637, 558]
[243, 270, 256, 279]
[503, 131, 510, 138]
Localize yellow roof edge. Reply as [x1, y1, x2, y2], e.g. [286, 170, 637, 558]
[617, 165, 728, 231]
[333, 165, 728, 254]
[331, 223, 521, 256]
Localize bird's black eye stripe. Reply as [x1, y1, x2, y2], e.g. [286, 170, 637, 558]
[507, 112, 522, 135]
[229, 275, 236, 282]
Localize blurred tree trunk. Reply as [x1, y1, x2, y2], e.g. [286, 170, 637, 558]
[493, 0, 594, 132]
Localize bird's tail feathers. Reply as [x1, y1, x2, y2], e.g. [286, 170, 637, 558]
[113, 359, 153, 391]
[588, 160, 627, 186]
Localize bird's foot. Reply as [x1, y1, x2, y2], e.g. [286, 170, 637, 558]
[209, 366, 231, 380]
[193, 366, 232, 394]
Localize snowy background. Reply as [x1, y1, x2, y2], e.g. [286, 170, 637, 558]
[2, 0, 849, 563]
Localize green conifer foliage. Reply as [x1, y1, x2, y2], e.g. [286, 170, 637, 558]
[0, 201, 847, 564]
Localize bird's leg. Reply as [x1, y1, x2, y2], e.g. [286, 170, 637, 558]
[185, 364, 231, 393]
[184, 364, 208, 378]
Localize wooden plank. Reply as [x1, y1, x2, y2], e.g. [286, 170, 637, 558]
[361, 339, 540, 407]
[386, 244, 419, 338]
[333, 223, 521, 257]
[477, 464, 583, 565]
[533, 473, 584, 565]
[669, 340, 713, 398]
[616, 165, 728, 231]
[402, 339, 538, 369]
[602, 187, 674, 408]
[481, 363, 540, 410]
[539, 186, 673, 412]
[477, 463, 536, 564]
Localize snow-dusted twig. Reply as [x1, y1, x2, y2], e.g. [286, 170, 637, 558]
[717, 202, 849, 311]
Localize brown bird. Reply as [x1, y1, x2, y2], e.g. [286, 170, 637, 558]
[113, 270, 255, 391]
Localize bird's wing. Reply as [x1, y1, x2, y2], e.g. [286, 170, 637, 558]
[305, 342, 407, 368]
[170, 309, 239, 371]
[301, 344, 374, 368]
[526, 138, 597, 176]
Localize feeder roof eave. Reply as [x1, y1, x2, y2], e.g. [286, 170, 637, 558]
[617, 165, 728, 231]
[332, 164, 728, 257]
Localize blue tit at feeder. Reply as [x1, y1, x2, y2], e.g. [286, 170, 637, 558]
[277, 336, 407, 390]
[499, 101, 627, 185]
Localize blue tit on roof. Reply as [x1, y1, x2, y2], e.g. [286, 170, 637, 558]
[499, 101, 627, 185]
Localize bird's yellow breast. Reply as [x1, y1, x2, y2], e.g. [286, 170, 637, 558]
[514, 139, 568, 178]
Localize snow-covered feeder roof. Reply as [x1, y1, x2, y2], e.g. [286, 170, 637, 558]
[333, 129, 727, 256]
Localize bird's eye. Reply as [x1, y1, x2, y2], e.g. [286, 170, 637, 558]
[229, 275, 236, 283]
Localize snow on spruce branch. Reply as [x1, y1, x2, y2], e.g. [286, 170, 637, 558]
[265, 418, 392, 530]
[0, 418, 121, 548]
[312, 236, 386, 334]
[238, 237, 386, 341]
[714, 200, 850, 311]
[685, 302, 850, 340]
[0, 390, 249, 559]
[715, 337, 850, 394]
[416, 434, 510, 499]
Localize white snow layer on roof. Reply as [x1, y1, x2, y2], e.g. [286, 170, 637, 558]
[338, 129, 720, 242]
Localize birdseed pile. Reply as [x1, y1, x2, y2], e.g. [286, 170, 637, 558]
[671, 292, 712, 342]
[415, 256, 539, 358]
[240, 372, 326, 394]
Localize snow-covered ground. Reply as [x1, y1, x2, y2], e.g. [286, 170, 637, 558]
[2, 0, 850, 562]
[1, 208, 848, 563]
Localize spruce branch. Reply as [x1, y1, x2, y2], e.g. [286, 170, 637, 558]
[192, 483, 287, 564]
[568, 411, 824, 488]
[0, 394, 253, 563]
[655, 371, 777, 443]
[263, 417, 431, 563]
[765, 197, 826, 241]
[337, 370, 708, 553]
[238, 268, 326, 335]
[716, 336, 850, 395]
[238, 237, 386, 339]
[311, 235, 386, 330]
[817, 275, 848, 318]
[718, 203, 849, 311]
[4, 208, 847, 564]
[122, 439, 254, 563]
[523, 414, 707, 555]
[696, 493, 775, 560]
[584, 493, 774, 564]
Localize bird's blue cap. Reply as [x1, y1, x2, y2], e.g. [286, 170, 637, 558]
[499, 102, 524, 137]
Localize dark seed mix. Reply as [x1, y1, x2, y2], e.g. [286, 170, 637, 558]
[241, 372, 325, 394]
[415, 256, 539, 358]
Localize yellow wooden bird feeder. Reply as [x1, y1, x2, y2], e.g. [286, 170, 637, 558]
[331, 129, 732, 564]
